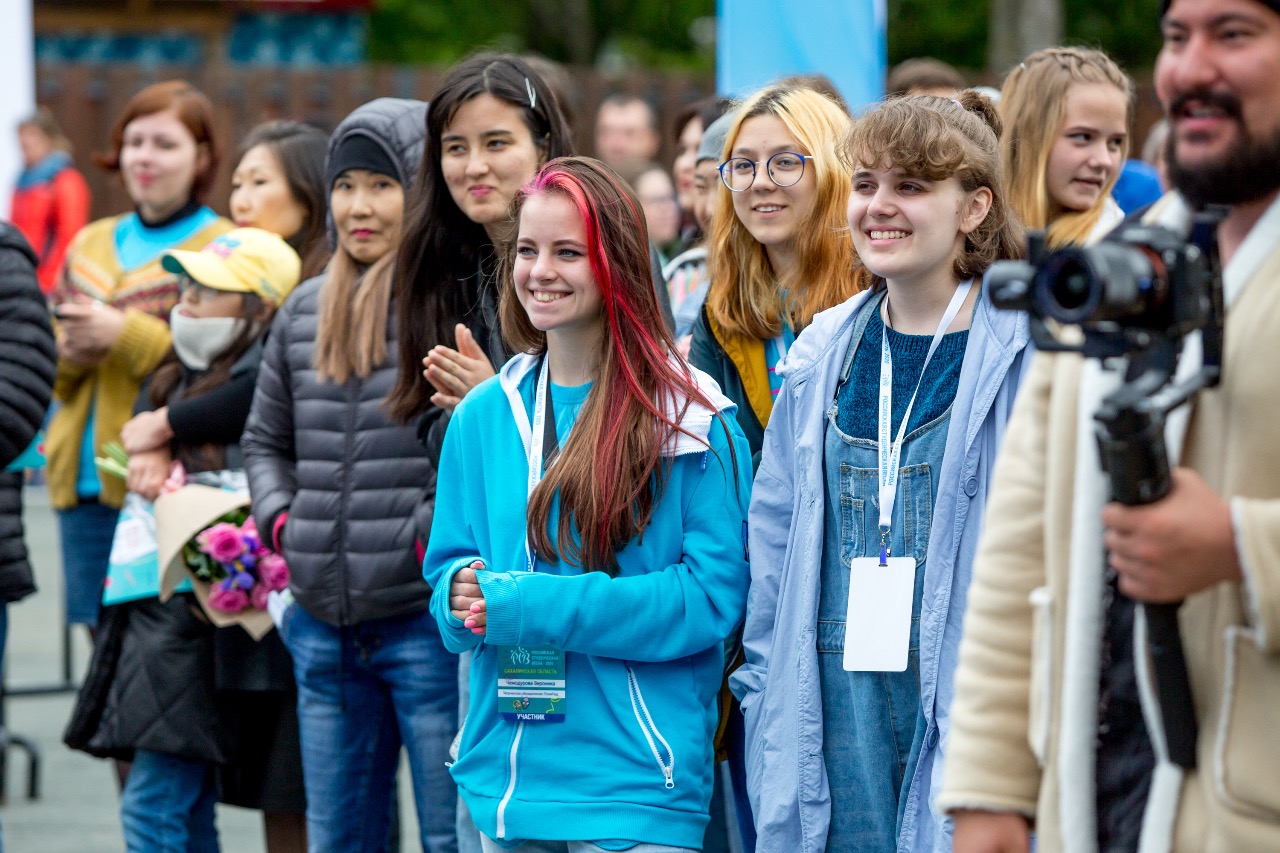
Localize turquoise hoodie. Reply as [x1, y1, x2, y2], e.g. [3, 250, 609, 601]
[425, 353, 752, 849]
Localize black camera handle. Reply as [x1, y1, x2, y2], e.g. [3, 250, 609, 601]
[1090, 213, 1224, 771]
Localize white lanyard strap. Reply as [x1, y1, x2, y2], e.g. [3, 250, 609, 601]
[877, 280, 973, 561]
[525, 357, 552, 573]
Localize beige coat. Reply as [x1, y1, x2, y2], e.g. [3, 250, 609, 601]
[938, 195, 1280, 852]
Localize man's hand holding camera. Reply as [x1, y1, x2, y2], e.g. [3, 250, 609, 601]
[1103, 467, 1242, 602]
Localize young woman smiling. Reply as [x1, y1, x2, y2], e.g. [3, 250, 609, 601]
[389, 53, 573, 435]
[1000, 47, 1133, 247]
[732, 92, 1030, 853]
[47, 80, 231, 635]
[229, 121, 329, 280]
[424, 156, 751, 853]
[689, 84, 858, 466]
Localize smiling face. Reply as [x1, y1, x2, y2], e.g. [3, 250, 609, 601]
[441, 94, 545, 234]
[848, 163, 991, 292]
[1156, 0, 1280, 205]
[330, 169, 405, 265]
[513, 192, 605, 341]
[1045, 83, 1129, 217]
[119, 109, 207, 222]
[673, 117, 703, 213]
[230, 144, 308, 239]
[728, 114, 818, 274]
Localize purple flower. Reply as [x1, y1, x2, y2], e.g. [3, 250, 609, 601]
[197, 523, 245, 563]
[240, 516, 262, 555]
[208, 578, 249, 613]
[240, 551, 258, 572]
[230, 569, 255, 591]
[257, 552, 290, 592]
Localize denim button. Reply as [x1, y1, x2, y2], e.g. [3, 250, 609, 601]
[963, 476, 979, 497]
[926, 727, 940, 749]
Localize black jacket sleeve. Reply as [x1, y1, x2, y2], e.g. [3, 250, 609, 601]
[0, 225, 56, 469]
[167, 371, 258, 448]
[242, 298, 298, 538]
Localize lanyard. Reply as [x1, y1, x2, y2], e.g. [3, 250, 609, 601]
[524, 357, 559, 573]
[876, 280, 973, 564]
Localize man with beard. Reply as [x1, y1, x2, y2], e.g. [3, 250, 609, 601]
[932, 1, 1280, 851]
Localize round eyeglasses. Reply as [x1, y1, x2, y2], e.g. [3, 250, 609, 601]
[718, 152, 812, 192]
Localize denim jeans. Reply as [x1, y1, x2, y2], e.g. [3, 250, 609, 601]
[57, 500, 118, 626]
[815, 361, 950, 852]
[119, 749, 219, 853]
[282, 604, 460, 853]
[480, 838, 699, 853]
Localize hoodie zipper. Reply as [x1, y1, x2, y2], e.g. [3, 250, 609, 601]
[626, 665, 676, 789]
[495, 721, 524, 838]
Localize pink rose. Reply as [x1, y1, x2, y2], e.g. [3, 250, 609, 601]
[207, 580, 249, 613]
[249, 582, 271, 611]
[197, 522, 246, 563]
[257, 552, 290, 592]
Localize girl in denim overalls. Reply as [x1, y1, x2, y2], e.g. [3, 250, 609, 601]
[733, 93, 1032, 853]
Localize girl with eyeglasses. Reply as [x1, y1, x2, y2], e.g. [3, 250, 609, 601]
[425, 156, 751, 853]
[689, 83, 858, 468]
[731, 92, 1031, 852]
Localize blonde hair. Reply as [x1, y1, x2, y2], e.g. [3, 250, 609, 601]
[312, 247, 397, 384]
[705, 84, 859, 340]
[1001, 47, 1132, 247]
[846, 91, 1025, 290]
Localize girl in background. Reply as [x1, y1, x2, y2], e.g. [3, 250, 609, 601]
[49, 80, 230, 637]
[390, 52, 573, 436]
[230, 120, 330, 280]
[11, 108, 90, 294]
[242, 98, 460, 853]
[1000, 47, 1132, 247]
[426, 155, 752, 853]
[734, 93, 1029, 853]
[690, 83, 858, 465]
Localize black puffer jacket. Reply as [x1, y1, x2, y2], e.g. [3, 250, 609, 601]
[242, 98, 434, 628]
[0, 224, 54, 603]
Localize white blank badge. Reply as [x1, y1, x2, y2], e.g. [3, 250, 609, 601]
[843, 556, 916, 672]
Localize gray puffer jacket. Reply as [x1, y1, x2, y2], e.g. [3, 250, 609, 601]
[242, 98, 433, 627]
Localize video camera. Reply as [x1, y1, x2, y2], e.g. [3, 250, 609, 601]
[986, 206, 1228, 771]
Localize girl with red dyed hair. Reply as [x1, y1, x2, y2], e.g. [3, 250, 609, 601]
[425, 156, 752, 853]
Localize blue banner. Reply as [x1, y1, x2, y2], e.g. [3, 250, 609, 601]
[717, 0, 886, 113]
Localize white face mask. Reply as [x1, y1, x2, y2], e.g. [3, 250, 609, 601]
[169, 308, 246, 371]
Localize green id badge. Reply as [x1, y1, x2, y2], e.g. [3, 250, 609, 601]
[497, 644, 566, 722]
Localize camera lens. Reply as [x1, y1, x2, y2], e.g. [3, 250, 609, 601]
[1050, 260, 1094, 313]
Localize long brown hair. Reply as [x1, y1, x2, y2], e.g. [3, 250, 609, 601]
[1000, 47, 1132, 247]
[705, 84, 859, 340]
[312, 248, 398, 384]
[846, 91, 1026, 291]
[387, 53, 575, 424]
[499, 157, 726, 575]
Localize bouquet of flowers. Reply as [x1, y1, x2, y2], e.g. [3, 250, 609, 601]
[184, 512, 289, 614]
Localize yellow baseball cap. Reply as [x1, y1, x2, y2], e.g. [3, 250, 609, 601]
[162, 228, 301, 308]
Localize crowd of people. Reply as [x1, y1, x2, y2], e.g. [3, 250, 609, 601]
[0, 0, 1277, 850]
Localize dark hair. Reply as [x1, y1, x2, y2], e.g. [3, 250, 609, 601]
[886, 58, 968, 99]
[671, 96, 733, 146]
[149, 289, 268, 471]
[776, 74, 851, 114]
[235, 121, 330, 280]
[387, 52, 575, 424]
[597, 93, 660, 131]
[94, 80, 222, 203]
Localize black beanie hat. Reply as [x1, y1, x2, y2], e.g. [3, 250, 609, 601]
[1161, 0, 1280, 14]
[326, 132, 400, 190]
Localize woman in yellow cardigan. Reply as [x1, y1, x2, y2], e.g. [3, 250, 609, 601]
[49, 80, 231, 632]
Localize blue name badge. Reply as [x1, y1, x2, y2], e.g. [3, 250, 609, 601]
[497, 644, 566, 723]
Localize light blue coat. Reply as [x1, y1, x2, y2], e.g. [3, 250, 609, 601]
[729, 287, 1031, 852]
